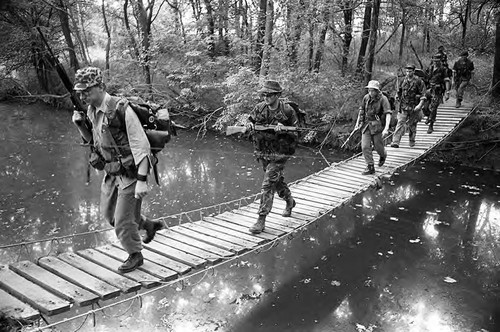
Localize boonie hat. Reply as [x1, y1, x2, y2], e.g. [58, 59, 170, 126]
[460, 50, 469, 57]
[74, 67, 103, 91]
[405, 64, 416, 70]
[365, 80, 380, 91]
[259, 80, 283, 94]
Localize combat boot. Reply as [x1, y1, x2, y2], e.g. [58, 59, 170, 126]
[378, 152, 387, 167]
[427, 123, 434, 134]
[455, 99, 461, 108]
[249, 215, 266, 234]
[142, 217, 164, 244]
[118, 252, 144, 273]
[362, 164, 375, 175]
[282, 197, 296, 217]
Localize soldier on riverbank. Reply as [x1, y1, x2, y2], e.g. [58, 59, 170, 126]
[245, 80, 298, 234]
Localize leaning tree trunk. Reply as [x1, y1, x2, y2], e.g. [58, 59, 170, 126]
[203, 0, 216, 57]
[461, 0, 472, 45]
[129, 0, 152, 92]
[357, 0, 372, 74]
[58, 0, 79, 71]
[399, 12, 406, 61]
[492, 11, 500, 98]
[364, 0, 380, 84]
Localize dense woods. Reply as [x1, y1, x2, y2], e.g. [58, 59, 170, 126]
[0, 0, 499, 140]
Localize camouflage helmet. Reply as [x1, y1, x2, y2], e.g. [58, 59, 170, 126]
[431, 53, 442, 61]
[74, 67, 103, 91]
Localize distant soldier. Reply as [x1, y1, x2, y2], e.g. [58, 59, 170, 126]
[453, 50, 474, 108]
[437, 45, 449, 71]
[354, 80, 392, 175]
[245, 80, 298, 234]
[424, 54, 451, 134]
[391, 64, 426, 148]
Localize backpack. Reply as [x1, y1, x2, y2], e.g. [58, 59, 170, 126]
[379, 91, 397, 129]
[282, 99, 307, 128]
[116, 98, 177, 154]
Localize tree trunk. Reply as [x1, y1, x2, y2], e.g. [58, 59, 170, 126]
[253, 0, 267, 71]
[123, 0, 140, 59]
[461, 0, 472, 45]
[287, 0, 304, 67]
[259, 0, 274, 77]
[203, 0, 216, 57]
[58, 0, 79, 71]
[314, 5, 330, 73]
[340, 2, 353, 76]
[101, 0, 111, 79]
[129, 0, 152, 91]
[308, 21, 314, 72]
[492, 11, 500, 98]
[68, 4, 89, 65]
[357, 0, 372, 74]
[399, 13, 405, 61]
[364, 0, 380, 84]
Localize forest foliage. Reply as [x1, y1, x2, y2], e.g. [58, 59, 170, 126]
[0, 0, 498, 143]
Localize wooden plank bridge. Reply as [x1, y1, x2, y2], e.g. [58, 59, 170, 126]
[0, 101, 473, 325]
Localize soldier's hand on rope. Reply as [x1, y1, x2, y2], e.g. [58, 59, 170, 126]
[444, 91, 450, 101]
[382, 128, 389, 138]
[135, 180, 149, 199]
[72, 110, 84, 125]
[274, 122, 284, 132]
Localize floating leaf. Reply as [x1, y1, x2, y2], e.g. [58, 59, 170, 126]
[444, 277, 457, 283]
[409, 238, 421, 243]
[390, 217, 399, 222]
[331, 280, 341, 286]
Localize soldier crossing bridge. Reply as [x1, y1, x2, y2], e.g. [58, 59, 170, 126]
[0, 100, 474, 330]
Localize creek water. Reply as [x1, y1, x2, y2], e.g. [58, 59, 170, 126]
[1, 102, 500, 332]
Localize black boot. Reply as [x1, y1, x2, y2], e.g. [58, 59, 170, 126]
[249, 215, 266, 234]
[118, 252, 144, 273]
[362, 164, 375, 175]
[427, 123, 434, 134]
[282, 197, 296, 217]
[378, 152, 387, 167]
[455, 99, 462, 108]
[142, 217, 163, 244]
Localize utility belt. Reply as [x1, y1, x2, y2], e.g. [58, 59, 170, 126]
[89, 151, 137, 178]
[429, 83, 444, 94]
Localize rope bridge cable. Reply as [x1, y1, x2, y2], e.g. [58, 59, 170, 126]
[28, 196, 344, 332]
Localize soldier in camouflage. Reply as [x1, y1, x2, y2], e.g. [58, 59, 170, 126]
[391, 64, 426, 148]
[424, 54, 451, 134]
[245, 80, 298, 234]
[453, 50, 474, 108]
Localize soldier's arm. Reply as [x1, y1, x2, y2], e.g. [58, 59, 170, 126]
[381, 96, 392, 132]
[415, 80, 426, 110]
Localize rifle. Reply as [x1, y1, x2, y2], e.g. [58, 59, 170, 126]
[36, 27, 92, 132]
[340, 127, 359, 149]
[409, 42, 424, 70]
[226, 125, 312, 136]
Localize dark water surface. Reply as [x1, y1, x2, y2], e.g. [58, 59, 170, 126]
[2, 102, 500, 332]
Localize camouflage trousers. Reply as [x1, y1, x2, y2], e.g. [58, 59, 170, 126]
[427, 91, 443, 124]
[257, 159, 292, 216]
[392, 109, 421, 145]
[455, 79, 469, 101]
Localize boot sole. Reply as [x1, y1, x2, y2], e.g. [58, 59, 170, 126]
[118, 259, 144, 273]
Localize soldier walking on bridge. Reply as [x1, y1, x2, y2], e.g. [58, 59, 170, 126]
[453, 51, 475, 108]
[72, 67, 163, 273]
[391, 64, 426, 148]
[354, 80, 392, 175]
[424, 54, 451, 134]
[245, 80, 299, 234]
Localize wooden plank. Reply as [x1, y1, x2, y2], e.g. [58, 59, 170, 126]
[315, 174, 369, 188]
[244, 203, 312, 222]
[222, 211, 294, 233]
[202, 217, 271, 243]
[181, 222, 259, 248]
[144, 240, 207, 268]
[9, 261, 99, 307]
[235, 209, 301, 231]
[243, 205, 310, 225]
[157, 229, 235, 258]
[270, 198, 324, 217]
[58, 253, 141, 294]
[121, 244, 192, 274]
[297, 182, 353, 199]
[323, 168, 371, 182]
[77, 249, 160, 289]
[205, 216, 278, 240]
[0, 288, 40, 321]
[317, 172, 367, 184]
[170, 226, 247, 254]
[38, 256, 120, 300]
[0, 265, 70, 316]
[290, 195, 332, 209]
[152, 233, 223, 264]
[290, 189, 338, 206]
[96, 245, 178, 281]
[307, 176, 362, 190]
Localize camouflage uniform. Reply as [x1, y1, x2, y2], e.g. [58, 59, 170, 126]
[249, 101, 298, 216]
[453, 52, 474, 106]
[392, 75, 426, 147]
[425, 62, 451, 127]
